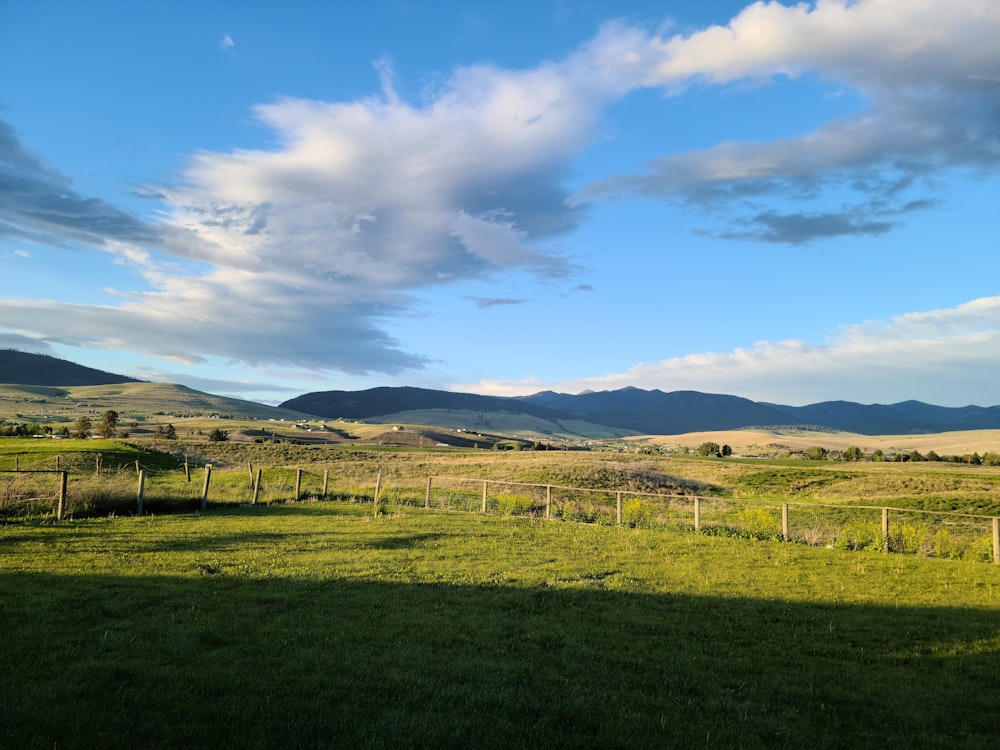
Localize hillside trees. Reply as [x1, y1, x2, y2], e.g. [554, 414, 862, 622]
[98, 410, 119, 438]
[73, 416, 92, 439]
[697, 442, 721, 457]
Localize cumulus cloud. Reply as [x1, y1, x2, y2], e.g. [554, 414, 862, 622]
[577, 0, 1000, 243]
[4, 1, 1000, 380]
[461, 295, 1000, 407]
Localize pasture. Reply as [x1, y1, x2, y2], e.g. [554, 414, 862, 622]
[3, 503, 999, 748]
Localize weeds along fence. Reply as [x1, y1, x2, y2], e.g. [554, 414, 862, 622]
[2, 459, 999, 564]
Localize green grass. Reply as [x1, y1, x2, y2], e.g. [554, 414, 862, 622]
[2, 504, 999, 748]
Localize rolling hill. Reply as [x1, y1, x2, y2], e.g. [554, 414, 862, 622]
[0, 349, 139, 387]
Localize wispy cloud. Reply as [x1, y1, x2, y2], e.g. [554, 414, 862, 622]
[0, 120, 160, 249]
[466, 296, 525, 308]
[0, 334, 54, 354]
[219, 33, 235, 51]
[576, 0, 1000, 244]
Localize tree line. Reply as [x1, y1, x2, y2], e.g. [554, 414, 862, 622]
[694, 440, 1000, 466]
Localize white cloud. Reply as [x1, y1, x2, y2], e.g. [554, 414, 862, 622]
[220, 33, 235, 50]
[578, 0, 1000, 242]
[4, 2, 1000, 381]
[459, 295, 1000, 407]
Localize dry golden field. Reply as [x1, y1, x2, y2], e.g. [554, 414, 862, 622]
[628, 428, 1000, 457]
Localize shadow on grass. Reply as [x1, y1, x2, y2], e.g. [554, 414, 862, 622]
[3, 571, 998, 749]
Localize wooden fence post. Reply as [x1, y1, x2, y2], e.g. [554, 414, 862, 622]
[248, 462, 255, 485]
[295, 468, 303, 501]
[782, 503, 790, 542]
[482, 480, 488, 513]
[252, 468, 262, 505]
[56, 471, 67, 521]
[136, 470, 145, 516]
[56, 455, 60, 471]
[96, 454, 101, 476]
[135, 459, 140, 476]
[546, 485, 552, 520]
[882, 507, 890, 553]
[694, 496, 701, 532]
[616, 491, 623, 527]
[322, 469, 329, 500]
[200, 464, 212, 511]
[993, 518, 999, 566]
[425, 477, 432, 509]
[184, 457, 190, 482]
[374, 470, 383, 508]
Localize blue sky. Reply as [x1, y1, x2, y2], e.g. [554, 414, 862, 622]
[2, 0, 999, 407]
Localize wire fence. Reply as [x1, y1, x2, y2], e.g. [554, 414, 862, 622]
[2, 458, 998, 564]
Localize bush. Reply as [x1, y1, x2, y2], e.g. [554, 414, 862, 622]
[495, 492, 537, 516]
[623, 498, 655, 528]
[889, 522, 930, 555]
[834, 518, 885, 552]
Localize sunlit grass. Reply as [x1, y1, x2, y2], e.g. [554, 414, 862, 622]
[3, 504, 999, 748]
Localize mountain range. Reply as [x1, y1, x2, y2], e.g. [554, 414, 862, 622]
[281, 385, 1000, 436]
[3, 350, 999, 437]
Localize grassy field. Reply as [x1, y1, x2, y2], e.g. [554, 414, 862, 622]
[3, 502, 999, 749]
[3, 439, 1000, 561]
[632, 427, 1000, 457]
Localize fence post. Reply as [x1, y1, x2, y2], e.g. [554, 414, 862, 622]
[96, 454, 101, 476]
[546, 485, 552, 520]
[882, 507, 889, 553]
[184, 456, 190, 482]
[252, 469, 262, 505]
[135, 459, 140, 476]
[56, 471, 67, 521]
[425, 477, 432, 509]
[322, 469, 329, 500]
[136, 470, 145, 516]
[482, 480, 488, 514]
[374, 470, 382, 508]
[993, 518, 999, 566]
[248, 462, 255, 485]
[782, 503, 789, 542]
[694, 496, 701, 532]
[616, 492, 622, 526]
[200, 464, 212, 511]
[295, 468, 303, 501]
[56, 455, 60, 471]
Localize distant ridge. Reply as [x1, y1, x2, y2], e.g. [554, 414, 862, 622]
[281, 386, 577, 421]
[283, 385, 1000, 436]
[0, 350, 139, 387]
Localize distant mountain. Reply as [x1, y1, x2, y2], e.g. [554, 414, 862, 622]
[0, 350, 139, 387]
[283, 385, 1000, 436]
[281, 386, 578, 422]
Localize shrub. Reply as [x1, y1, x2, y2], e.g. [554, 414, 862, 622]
[495, 492, 537, 516]
[623, 498, 655, 528]
[932, 529, 964, 560]
[889, 521, 930, 555]
[834, 518, 885, 552]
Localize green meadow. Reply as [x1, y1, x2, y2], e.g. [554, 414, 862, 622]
[3, 502, 999, 748]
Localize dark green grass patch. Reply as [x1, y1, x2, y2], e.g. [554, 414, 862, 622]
[2, 505, 999, 748]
